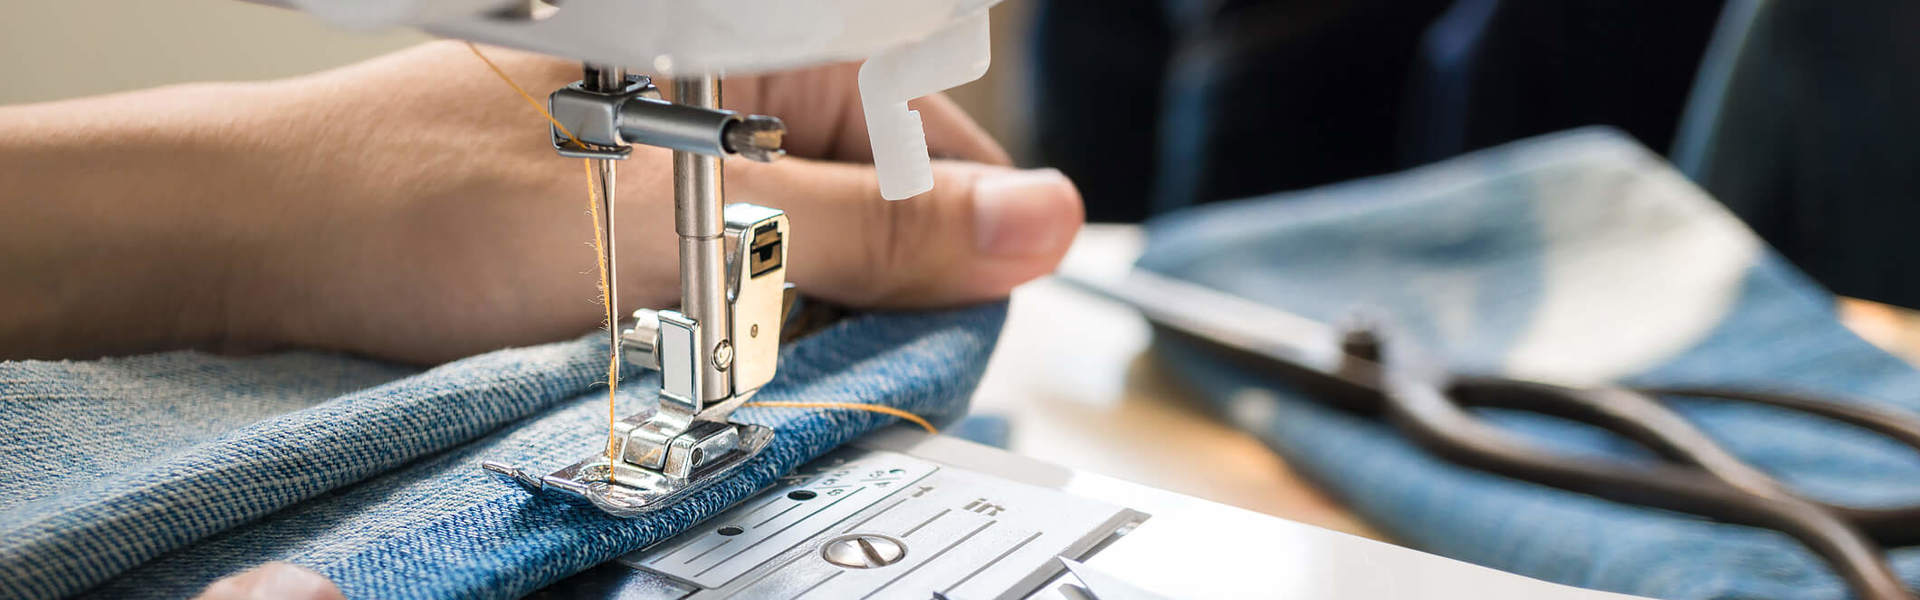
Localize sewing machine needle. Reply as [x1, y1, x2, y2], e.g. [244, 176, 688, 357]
[595, 157, 618, 371]
[582, 64, 627, 457]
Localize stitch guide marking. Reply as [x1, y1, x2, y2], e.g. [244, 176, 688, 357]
[540, 444, 1149, 598]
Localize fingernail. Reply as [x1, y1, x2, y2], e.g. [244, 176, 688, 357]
[973, 168, 1074, 257]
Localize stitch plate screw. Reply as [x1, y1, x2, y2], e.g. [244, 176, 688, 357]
[821, 534, 906, 568]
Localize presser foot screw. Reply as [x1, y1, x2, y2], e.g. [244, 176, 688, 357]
[713, 341, 734, 371]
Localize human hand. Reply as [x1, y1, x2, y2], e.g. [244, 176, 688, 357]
[237, 42, 1082, 363]
[0, 41, 1081, 362]
[193, 563, 343, 600]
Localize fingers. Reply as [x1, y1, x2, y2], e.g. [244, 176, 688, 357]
[911, 94, 1014, 166]
[730, 158, 1083, 307]
[195, 563, 345, 600]
[725, 63, 1012, 166]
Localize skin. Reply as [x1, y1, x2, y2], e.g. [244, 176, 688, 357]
[0, 41, 1084, 364]
[193, 563, 344, 600]
[0, 42, 1084, 597]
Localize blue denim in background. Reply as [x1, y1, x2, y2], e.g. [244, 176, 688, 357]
[1140, 128, 1920, 599]
[0, 304, 1005, 599]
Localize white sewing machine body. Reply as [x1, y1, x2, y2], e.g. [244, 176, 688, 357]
[251, 0, 995, 199]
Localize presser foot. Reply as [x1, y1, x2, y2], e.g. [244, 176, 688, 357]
[493, 66, 796, 518]
[482, 418, 774, 517]
[482, 202, 793, 517]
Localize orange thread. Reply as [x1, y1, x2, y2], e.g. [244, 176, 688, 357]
[742, 402, 939, 434]
[466, 44, 940, 445]
[466, 42, 579, 142]
[466, 42, 621, 460]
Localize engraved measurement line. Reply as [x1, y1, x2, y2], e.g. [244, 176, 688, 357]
[651, 462, 900, 566]
[646, 542, 687, 566]
[842, 497, 911, 534]
[733, 494, 796, 523]
[902, 508, 949, 537]
[943, 531, 1042, 594]
[694, 487, 866, 577]
[682, 538, 734, 565]
[648, 491, 787, 566]
[648, 484, 791, 565]
[754, 503, 805, 528]
[863, 520, 996, 599]
[648, 530, 715, 566]
[787, 570, 843, 600]
[732, 549, 817, 595]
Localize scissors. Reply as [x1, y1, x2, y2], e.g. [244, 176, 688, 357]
[1063, 269, 1920, 600]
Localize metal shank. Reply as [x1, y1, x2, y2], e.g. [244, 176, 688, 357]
[673, 75, 732, 410]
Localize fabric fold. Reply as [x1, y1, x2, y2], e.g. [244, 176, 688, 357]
[1140, 128, 1920, 599]
[2, 339, 603, 600]
[64, 304, 1004, 599]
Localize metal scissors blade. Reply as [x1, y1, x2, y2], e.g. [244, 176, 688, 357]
[1059, 268, 1920, 600]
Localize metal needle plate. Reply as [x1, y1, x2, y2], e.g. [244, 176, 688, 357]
[544, 445, 1148, 599]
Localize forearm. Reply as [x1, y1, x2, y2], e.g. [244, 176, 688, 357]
[0, 83, 282, 359]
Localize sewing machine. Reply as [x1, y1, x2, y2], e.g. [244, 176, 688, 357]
[241, 2, 1646, 597]
[247, 0, 994, 514]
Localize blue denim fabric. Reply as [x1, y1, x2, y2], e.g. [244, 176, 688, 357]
[1140, 128, 1920, 599]
[0, 305, 1005, 599]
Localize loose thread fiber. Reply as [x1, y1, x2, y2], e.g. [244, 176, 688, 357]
[464, 43, 940, 453]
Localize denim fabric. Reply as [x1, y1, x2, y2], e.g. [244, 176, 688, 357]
[0, 305, 1005, 599]
[1140, 128, 1920, 599]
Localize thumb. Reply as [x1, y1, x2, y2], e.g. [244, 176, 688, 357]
[729, 158, 1084, 307]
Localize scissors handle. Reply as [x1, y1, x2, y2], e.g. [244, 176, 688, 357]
[1067, 268, 1920, 598]
[1382, 369, 1919, 600]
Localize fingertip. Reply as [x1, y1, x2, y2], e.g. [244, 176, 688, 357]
[745, 159, 1082, 308]
[971, 168, 1083, 259]
[956, 167, 1084, 297]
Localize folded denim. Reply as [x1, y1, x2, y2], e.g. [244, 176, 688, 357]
[1140, 128, 1920, 599]
[0, 304, 1005, 600]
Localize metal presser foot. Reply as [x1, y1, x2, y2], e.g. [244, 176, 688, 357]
[483, 67, 795, 517]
